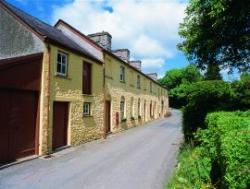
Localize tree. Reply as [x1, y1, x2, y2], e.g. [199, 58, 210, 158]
[178, 0, 250, 79]
[159, 65, 203, 108]
[159, 65, 202, 90]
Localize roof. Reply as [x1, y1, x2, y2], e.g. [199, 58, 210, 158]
[0, 0, 102, 64]
[55, 19, 165, 88]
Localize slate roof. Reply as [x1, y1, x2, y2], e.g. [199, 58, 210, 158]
[0, 0, 102, 63]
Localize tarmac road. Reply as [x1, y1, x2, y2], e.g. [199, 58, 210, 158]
[0, 109, 183, 189]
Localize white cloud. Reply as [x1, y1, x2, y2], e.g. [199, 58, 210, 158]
[52, 0, 187, 74]
[141, 58, 165, 69]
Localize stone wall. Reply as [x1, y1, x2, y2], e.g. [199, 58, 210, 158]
[104, 54, 169, 133]
[42, 45, 104, 154]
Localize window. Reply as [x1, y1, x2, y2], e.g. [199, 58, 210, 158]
[120, 96, 125, 120]
[83, 62, 92, 94]
[83, 102, 91, 115]
[57, 52, 68, 76]
[138, 98, 141, 116]
[137, 75, 141, 89]
[120, 66, 125, 82]
[130, 97, 134, 117]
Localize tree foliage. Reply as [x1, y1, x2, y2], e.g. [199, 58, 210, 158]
[182, 80, 234, 141]
[159, 65, 202, 90]
[159, 65, 203, 108]
[231, 73, 250, 109]
[178, 0, 250, 77]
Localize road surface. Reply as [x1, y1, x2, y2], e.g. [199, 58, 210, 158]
[0, 109, 183, 189]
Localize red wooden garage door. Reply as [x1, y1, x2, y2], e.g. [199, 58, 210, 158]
[52, 102, 68, 150]
[0, 89, 39, 163]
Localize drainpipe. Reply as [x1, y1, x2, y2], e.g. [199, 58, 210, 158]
[102, 52, 107, 139]
[44, 41, 51, 155]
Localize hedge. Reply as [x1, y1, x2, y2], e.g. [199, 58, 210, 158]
[182, 80, 234, 141]
[168, 111, 250, 189]
[197, 111, 250, 189]
[166, 145, 213, 189]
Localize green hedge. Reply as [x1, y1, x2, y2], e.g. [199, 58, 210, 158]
[183, 80, 234, 141]
[168, 111, 250, 189]
[166, 145, 213, 189]
[197, 111, 250, 189]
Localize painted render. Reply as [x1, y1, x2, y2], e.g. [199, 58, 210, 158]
[0, 6, 44, 59]
[38, 44, 105, 154]
[104, 53, 169, 132]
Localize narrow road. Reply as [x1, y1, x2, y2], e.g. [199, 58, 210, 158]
[0, 109, 183, 189]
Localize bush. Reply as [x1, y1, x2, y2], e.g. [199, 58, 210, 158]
[197, 111, 250, 189]
[167, 145, 214, 189]
[231, 73, 250, 110]
[169, 82, 191, 108]
[183, 80, 234, 141]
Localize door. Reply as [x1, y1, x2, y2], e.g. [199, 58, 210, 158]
[105, 101, 111, 134]
[52, 102, 68, 150]
[0, 89, 39, 164]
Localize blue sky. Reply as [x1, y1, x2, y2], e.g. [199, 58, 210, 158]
[7, 0, 189, 78]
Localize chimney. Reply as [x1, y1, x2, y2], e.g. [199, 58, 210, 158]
[112, 49, 130, 63]
[88, 31, 112, 51]
[146, 73, 158, 80]
[129, 60, 142, 71]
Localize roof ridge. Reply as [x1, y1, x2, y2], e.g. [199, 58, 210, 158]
[0, 0, 102, 64]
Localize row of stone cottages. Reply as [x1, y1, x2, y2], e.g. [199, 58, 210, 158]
[0, 0, 169, 164]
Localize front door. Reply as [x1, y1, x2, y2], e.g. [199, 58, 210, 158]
[52, 102, 68, 150]
[105, 101, 111, 134]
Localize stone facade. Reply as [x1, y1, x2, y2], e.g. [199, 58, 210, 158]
[104, 54, 169, 133]
[41, 45, 105, 154]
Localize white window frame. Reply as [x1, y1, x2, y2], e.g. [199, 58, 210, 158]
[120, 66, 125, 82]
[56, 52, 68, 76]
[83, 102, 91, 116]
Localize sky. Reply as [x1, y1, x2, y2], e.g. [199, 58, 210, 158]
[7, 0, 190, 78]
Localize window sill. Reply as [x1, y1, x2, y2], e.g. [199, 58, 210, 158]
[54, 73, 71, 80]
[120, 80, 126, 84]
[82, 94, 93, 97]
[83, 115, 93, 117]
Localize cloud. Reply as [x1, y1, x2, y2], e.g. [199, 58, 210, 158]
[141, 58, 165, 69]
[51, 0, 187, 74]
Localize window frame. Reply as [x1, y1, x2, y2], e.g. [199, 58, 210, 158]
[56, 51, 68, 77]
[120, 97, 125, 121]
[83, 102, 91, 116]
[137, 75, 141, 89]
[82, 62, 92, 95]
[120, 66, 125, 82]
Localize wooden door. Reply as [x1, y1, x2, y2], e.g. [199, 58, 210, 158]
[52, 102, 68, 150]
[0, 89, 38, 163]
[105, 101, 111, 134]
[0, 91, 11, 163]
